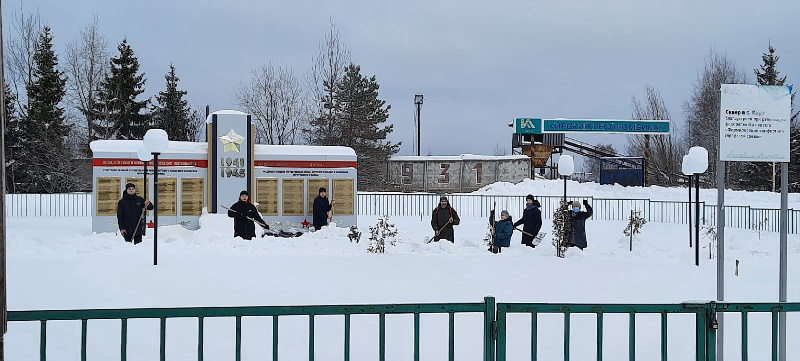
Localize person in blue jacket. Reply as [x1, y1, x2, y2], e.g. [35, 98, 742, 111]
[491, 210, 513, 254]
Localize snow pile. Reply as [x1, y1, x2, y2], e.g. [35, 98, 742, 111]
[5, 211, 800, 359]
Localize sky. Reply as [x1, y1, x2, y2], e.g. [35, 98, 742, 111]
[4, 0, 799, 167]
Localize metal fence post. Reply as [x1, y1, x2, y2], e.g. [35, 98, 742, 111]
[484, 296, 496, 361]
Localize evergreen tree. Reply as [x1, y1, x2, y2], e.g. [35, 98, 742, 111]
[92, 39, 148, 140]
[790, 123, 799, 192]
[334, 64, 400, 190]
[754, 44, 787, 86]
[25, 26, 75, 193]
[3, 83, 26, 192]
[736, 44, 788, 191]
[152, 64, 195, 141]
[306, 76, 341, 146]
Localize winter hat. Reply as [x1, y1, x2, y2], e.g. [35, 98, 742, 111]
[526, 194, 535, 202]
[240, 190, 249, 197]
[319, 187, 327, 194]
[440, 196, 448, 201]
[125, 183, 136, 190]
[501, 210, 510, 217]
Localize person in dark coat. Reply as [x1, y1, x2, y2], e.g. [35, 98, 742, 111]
[567, 200, 593, 250]
[312, 187, 335, 231]
[227, 190, 268, 240]
[491, 210, 513, 253]
[431, 196, 460, 242]
[513, 194, 543, 248]
[117, 183, 153, 245]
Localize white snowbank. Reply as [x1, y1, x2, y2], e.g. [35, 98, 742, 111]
[5, 212, 799, 360]
[205, 109, 248, 123]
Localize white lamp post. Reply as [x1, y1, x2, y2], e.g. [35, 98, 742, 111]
[558, 155, 574, 203]
[683, 147, 708, 266]
[136, 146, 153, 203]
[682, 155, 692, 249]
[143, 129, 169, 266]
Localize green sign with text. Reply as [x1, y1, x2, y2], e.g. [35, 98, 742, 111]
[514, 118, 670, 134]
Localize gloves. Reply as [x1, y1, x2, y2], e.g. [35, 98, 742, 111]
[583, 199, 589, 206]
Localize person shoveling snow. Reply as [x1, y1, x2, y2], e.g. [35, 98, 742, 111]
[225, 190, 269, 240]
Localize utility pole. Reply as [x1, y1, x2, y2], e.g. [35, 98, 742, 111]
[1, 0, 9, 357]
[644, 134, 650, 186]
[414, 94, 423, 156]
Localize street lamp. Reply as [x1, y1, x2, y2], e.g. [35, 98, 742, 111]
[137, 146, 153, 202]
[683, 147, 708, 266]
[558, 155, 574, 203]
[414, 94, 423, 156]
[682, 155, 692, 249]
[143, 129, 169, 266]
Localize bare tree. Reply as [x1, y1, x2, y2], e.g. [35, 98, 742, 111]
[5, 5, 41, 117]
[493, 142, 507, 156]
[303, 21, 351, 145]
[65, 14, 108, 155]
[190, 104, 206, 142]
[627, 86, 684, 186]
[684, 49, 748, 186]
[236, 63, 305, 145]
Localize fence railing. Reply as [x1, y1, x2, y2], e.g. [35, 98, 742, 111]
[7, 298, 492, 361]
[494, 301, 800, 361]
[6, 192, 799, 234]
[7, 298, 799, 361]
[5, 193, 93, 217]
[358, 193, 800, 234]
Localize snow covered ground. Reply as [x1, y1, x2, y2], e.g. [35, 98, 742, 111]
[5, 209, 800, 359]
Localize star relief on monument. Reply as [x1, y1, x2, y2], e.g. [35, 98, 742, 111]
[219, 128, 245, 152]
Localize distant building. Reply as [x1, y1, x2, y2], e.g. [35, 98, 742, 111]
[386, 155, 530, 193]
[90, 110, 357, 234]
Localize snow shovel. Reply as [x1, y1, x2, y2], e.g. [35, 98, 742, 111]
[221, 205, 270, 238]
[129, 204, 148, 240]
[425, 219, 452, 244]
[514, 228, 547, 246]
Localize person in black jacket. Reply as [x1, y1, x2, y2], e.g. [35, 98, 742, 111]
[431, 196, 460, 242]
[513, 194, 543, 248]
[117, 183, 153, 245]
[312, 187, 334, 231]
[567, 200, 593, 250]
[227, 190, 268, 240]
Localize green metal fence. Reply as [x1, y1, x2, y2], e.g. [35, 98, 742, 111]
[7, 298, 800, 360]
[7, 298, 493, 361]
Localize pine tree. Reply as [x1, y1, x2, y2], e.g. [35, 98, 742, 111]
[25, 26, 74, 193]
[306, 76, 342, 146]
[732, 44, 788, 191]
[754, 44, 787, 86]
[3, 83, 26, 192]
[92, 39, 148, 140]
[152, 64, 195, 141]
[789, 123, 800, 192]
[334, 64, 400, 190]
